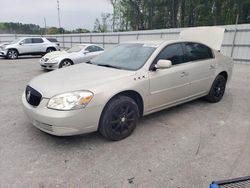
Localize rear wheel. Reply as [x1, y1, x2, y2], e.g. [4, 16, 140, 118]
[99, 96, 139, 141]
[59, 59, 73, 68]
[205, 75, 226, 103]
[7, 49, 18, 59]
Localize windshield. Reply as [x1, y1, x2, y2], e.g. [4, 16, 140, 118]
[67, 45, 86, 53]
[10, 38, 22, 44]
[91, 43, 156, 70]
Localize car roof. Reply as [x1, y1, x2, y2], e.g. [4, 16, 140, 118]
[124, 40, 167, 46]
[74, 44, 103, 49]
[16, 36, 43, 40]
[76, 43, 99, 46]
[122, 39, 213, 48]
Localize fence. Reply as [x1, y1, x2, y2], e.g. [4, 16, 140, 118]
[1, 24, 250, 64]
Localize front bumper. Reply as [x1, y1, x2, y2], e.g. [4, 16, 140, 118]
[0, 50, 7, 57]
[39, 59, 59, 70]
[22, 93, 102, 136]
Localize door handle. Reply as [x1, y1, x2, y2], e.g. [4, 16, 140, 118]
[209, 65, 215, 70]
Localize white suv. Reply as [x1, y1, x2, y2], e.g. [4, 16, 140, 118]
[0, 37, 60, 59]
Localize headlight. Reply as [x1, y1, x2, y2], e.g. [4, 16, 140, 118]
[48, 58, 58, 64]
[47, 91, 94, 110]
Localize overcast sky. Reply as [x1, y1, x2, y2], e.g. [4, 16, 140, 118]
[0, 0, 113, 30]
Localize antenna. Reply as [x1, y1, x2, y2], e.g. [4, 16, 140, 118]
[57, 0, 61, 29]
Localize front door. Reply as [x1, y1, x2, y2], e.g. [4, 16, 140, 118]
[18, 38, 33, 54]
[148, 43, 190, 110]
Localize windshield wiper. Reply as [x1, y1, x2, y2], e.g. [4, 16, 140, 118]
[96, 64, 121, 69]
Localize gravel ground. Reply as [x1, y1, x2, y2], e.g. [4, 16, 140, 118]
[0, 57, 250, 188]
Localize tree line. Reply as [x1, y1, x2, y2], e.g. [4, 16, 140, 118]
[1, 1, 250, 34]
[99, 0, 250, 32]
[0, 22, 90, 34]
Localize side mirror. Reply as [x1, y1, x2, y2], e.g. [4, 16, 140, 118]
[155, 60, 172, 69]
[83, 50, 90, 55]
[19, 42, 24, 45]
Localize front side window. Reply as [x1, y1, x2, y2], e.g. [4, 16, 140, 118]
[22, 38, 32, 44]
[86, 46, 96, 52]
[10, 38, 22, 44]
[183, 42, 213, 62]
[152, 43, 185, 68]
[91, 43, 156, 70]
[32, 38, 44, 43]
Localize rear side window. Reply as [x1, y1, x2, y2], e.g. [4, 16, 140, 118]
[183, 42, 213, 62]
[154, 43, 185, 66]
[32, 38, 44, 43]
[93, 46, 104, 51]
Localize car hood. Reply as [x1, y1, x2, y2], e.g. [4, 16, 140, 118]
[28, 63, 135, 98]
[0, 43, 9, 48]
[44, 50, 67, 59]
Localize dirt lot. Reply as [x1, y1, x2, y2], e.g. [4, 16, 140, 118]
[0, 57, 250, 188]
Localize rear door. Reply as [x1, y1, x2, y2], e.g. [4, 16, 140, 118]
[32, 38, 45, 53]
[182, 42, 216, 97]
[148, 43, 190, 110]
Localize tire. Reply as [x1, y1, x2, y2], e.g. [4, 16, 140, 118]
[205, 75, 226, 103]
[46, 47, 56, 54]
[99, 96, 140, 141]
[7, 49, 18, 59]
[59, 59, 73, 68]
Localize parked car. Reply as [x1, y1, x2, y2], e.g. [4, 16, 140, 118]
[39, 44, 104, 70]
[0, 37, 60, 59]
[22, 28, 234, 141]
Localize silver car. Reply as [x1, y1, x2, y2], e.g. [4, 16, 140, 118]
[0, 37, 59, 59]
[40, 44, 104, 70]
[22, 36, 233, 141]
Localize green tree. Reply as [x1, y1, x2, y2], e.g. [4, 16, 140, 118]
[105, 0, 250, 32]
[93, 13, 111, 32]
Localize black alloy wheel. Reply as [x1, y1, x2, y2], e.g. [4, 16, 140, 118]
[99, 96, 139, 141]
[205, 75, 226, 103]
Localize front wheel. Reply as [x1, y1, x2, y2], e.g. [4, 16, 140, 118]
[205, 75, 226, 103]
[7, 49, 18, 59]
[59, 59, 73, 68]
[99, 96, 140, 141]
